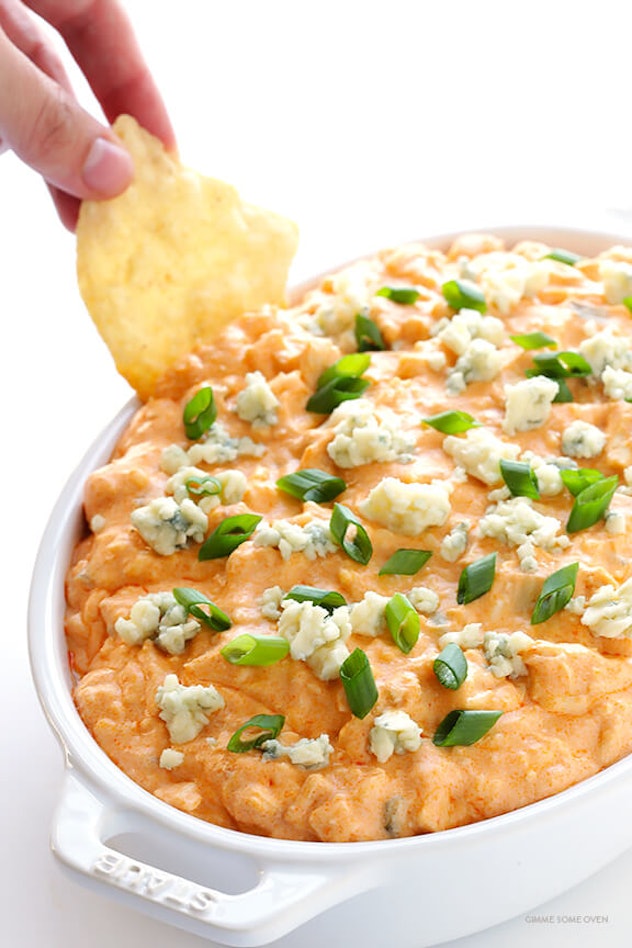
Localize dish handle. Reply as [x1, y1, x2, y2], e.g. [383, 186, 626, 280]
[51, 769, 376, 946]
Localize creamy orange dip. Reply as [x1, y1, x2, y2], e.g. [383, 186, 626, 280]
[66, 233, 632, 842]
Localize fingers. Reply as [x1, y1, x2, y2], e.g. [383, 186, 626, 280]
[0, 0, 71, 90]
[47, 183, 82, 231]
[0, 0, 174, 230]
[0, 25, 134, 201]
[25, 0, 175, 149]
[0, 0, 131, 229]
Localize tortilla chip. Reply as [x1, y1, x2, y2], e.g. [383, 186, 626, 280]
[76, 115, 299, 400]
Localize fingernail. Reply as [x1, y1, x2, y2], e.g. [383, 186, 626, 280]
[82, 137, 133, 195]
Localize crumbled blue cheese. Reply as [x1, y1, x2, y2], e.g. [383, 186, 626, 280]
[235, 371, 280, 427]
[159, 748, 185, 770]
[260, 585, 285, 620]
[486, 483, 511, 504]
[439, 622, 485, 649]
[349, 586, 439, 627]
[439, 624, 532, 677]
[114, 591, 201, 654]
[440, 521, 469, 562]
[160, 421, 265, 472]
[188, 423, 266, 465]
[598, 258, 632, 304]
[349, 591, 390, 636]
[216, 470, 249, 504]
[167, 466, 208, 505]
[483, 630, 533, 678]
[451, 465, 469, 484]
[359, 476, 452, 536]
[460, 251, 550, 315]
[605, 508, 626, 535]
[443, 427, 520, 485]
[503, 376, 559, 435]
[415, 345, 448, 372]
[277, 599, 351, 680]
[580, 577, 632, 638]
[90, 513, 107, 533]
[601, 366, 632, 401]
[325, 398, 416, 467]
[433, 307, 505, 355]
[446, 339, 504, 395]
[369, 710, 422, 763]
[298, 260, 378, 337]
[578, 328, 632, 376]
[160, 444, 191, 475]
[155, 673, 225, 744]
[431, 290, 507, 395]
[253, 518, 337, 560]
[561, 419, 606, 459]
[478, 496, 570, 572]
[131, 497, 208, 556]
[565, 596, 586, 616]
[262, 734, 333, 769]
[166, 465, 247, 513]
[407, 586, 440, 616]
[520, 451, 565, 497]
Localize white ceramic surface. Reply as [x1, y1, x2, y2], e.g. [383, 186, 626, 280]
[28, 226, 632, 947]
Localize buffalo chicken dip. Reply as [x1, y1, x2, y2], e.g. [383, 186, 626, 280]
[65, 233, 632, 842]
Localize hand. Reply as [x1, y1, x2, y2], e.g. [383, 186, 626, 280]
[0, 0, 175, 229]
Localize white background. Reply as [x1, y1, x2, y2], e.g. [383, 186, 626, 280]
[2, 1, 632, 945]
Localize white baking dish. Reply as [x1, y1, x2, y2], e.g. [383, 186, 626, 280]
[29, 225, 632, 948]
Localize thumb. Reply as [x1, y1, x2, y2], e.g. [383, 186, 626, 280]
[0, 27, 133, 200]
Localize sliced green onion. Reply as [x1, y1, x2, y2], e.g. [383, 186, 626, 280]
[560, 467, 604, 497]
[307, 354, 372, 414]
[385, 593, 420, 654]
[172, 587, 232, 631]
[185, 474, 222, 497]
[198, 513, 262, 560]
[457, 552, 496, 605]
[433, 643, 468, 690]
[510, 331, 558, 350]
[530, 561, 579, 624]
[376, 285, 421, 305]
[305, 376, 370, 414]
[227, 714, 285, 753]
[183, 386, 217, 440]
[221, 633, 289, 666]
[330, 503, 373, 565]
[283, 585, 347, 612]
[542, 248, 582, 266]
[379, 548, 432, 576]
[442, 279, 487, 313]
[339, 648, 378, 719]
[499, 459, 540, 500]
[422, 410, 481, 434]
[317, 353, 372, 388]
[525, 351, 591, 403]
[566, 475, 618, 534]
[551, 378, 573, 403]
[276, 468, 346, 503]
[355, 312, 386, 351]
[527, 351, 592, 379]
[433, 709, 502, 746]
